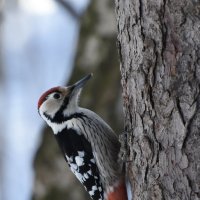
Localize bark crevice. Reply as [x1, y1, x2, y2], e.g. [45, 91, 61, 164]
[115, 0, 200, 199]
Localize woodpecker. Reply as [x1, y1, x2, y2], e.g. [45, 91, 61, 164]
[38, 74, 127, 200]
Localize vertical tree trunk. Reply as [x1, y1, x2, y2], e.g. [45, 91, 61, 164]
[115, 0, 200, 199]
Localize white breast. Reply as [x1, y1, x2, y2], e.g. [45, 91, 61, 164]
[44, 117, 81, 135]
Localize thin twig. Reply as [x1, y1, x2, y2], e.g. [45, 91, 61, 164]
[55, 0, 81, 19]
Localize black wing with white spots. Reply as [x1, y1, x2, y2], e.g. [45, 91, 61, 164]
[55, 128, 104, 200]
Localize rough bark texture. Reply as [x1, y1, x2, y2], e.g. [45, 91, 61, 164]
[115, 0, 200, 199]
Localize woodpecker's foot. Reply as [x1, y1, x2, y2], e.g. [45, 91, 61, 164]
[118, 131, 131, 162]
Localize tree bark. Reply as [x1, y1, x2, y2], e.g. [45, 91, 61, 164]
[115, 0, 200, 199]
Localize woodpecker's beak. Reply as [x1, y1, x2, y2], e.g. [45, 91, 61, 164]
[66, 73, 92, 102]
[71, 74, 93, 90]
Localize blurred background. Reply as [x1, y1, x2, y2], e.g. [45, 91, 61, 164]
[0, 0, 123, 200]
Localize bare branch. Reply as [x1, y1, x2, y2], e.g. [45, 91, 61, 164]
[55, 0, 81, 19]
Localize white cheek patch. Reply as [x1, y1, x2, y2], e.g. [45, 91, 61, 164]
[39, 100, 61, 119]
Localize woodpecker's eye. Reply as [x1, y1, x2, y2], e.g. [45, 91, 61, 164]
[53, 93, 61, 99]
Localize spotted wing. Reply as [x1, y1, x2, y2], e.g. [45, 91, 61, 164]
[55, 128, 104, 200]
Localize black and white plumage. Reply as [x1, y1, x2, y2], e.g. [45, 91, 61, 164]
[38, 74, 126, 200]
[56, 126, 103, 199]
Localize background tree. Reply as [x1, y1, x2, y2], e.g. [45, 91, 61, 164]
[115, 0, 200, 199]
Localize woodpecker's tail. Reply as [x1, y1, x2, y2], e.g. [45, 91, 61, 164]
[107, 179, 128, 200]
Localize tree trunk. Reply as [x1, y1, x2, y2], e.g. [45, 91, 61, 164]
[115, 0, 200, 199]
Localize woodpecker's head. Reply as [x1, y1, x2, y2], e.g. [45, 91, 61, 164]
[38, 74, 92, 123]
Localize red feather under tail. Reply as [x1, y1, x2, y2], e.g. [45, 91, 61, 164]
[107, 179, 128, 200]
